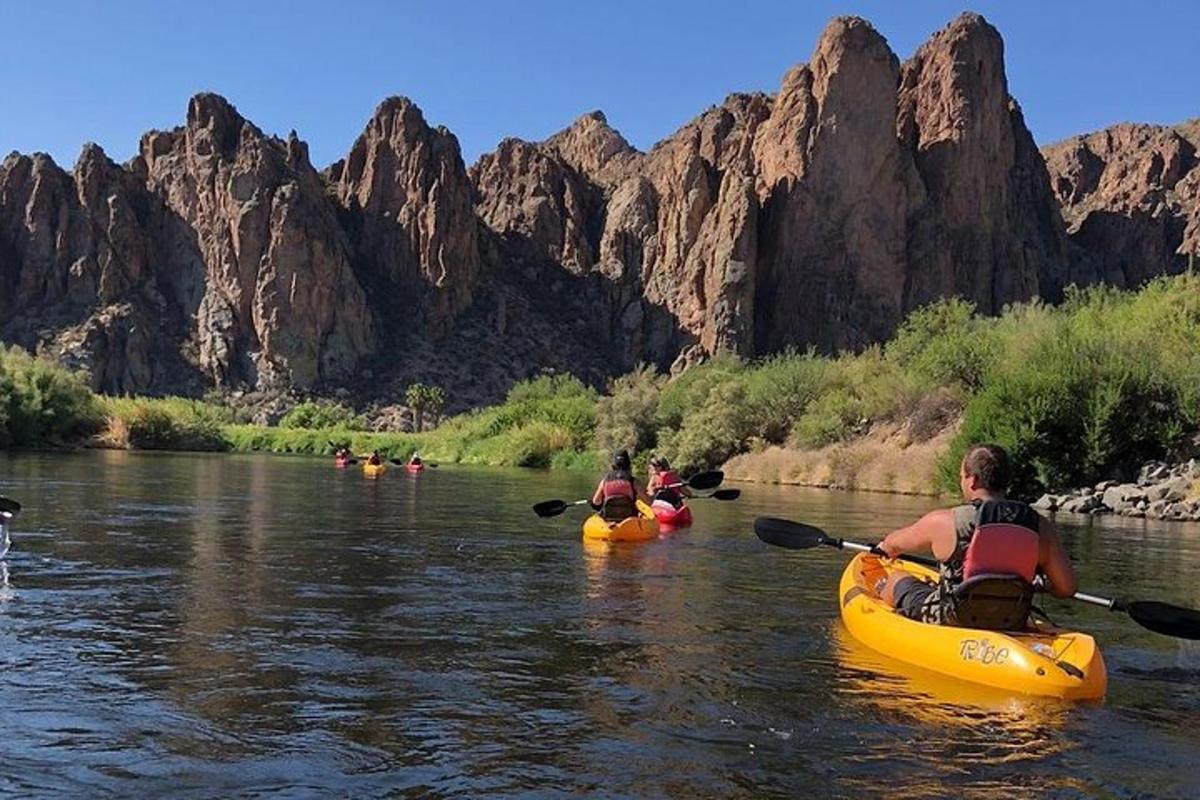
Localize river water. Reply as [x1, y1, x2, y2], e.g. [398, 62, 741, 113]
[0, 451, 1197, 798]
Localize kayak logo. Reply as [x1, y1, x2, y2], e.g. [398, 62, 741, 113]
[959, 638, 1010, 665]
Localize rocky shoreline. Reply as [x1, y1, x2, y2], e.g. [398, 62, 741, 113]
[1034, 461, 1200, 521]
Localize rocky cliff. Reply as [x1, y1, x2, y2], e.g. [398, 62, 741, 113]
[1, 12, 1191, 410]
[1043, 120, 1200, 285]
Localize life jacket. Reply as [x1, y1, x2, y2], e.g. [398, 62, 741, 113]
[936, 499, 1042, 629]
[653, 470, 684, 506]
[601, 470, 638, 521]
[602, 470, 637, 500]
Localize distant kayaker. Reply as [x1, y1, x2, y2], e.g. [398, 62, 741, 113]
[647, 456, 692, 508]
[409, 453, 423, 467]
[367, 450, 383, 467]
[874, 443, 1078, 625]
[591, 450, 652, 521]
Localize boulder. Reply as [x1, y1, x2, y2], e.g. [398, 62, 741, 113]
[1033, 494, 1061, 511]
[1061, 494, 1102, 514]
[1101, 484, 1146, 512]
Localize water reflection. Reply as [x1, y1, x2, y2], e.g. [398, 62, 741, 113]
[0, 452, 1197, 797]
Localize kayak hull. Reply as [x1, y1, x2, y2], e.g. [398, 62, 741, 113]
[334, 458, 351, 469]
[838, 552, 1106, 701]
[652, 500, 693, 529]
[406, 464, 425, 474]
[363, 463, 387, 478]
[583, 501, 659, 542]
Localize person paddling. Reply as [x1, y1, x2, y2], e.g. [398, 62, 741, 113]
[366, 450, 383, 467]
[875, 443, 1078, 626]
[408, 452, 423, 468]
[647, 456, 692, 508]
[591, 450, 651, 521]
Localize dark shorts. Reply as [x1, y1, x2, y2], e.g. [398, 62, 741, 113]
[892, 576, 939, 622]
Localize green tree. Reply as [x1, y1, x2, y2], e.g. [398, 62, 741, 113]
[406, 383, 447, 432]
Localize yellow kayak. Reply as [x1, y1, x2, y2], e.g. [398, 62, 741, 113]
[363, 462, 387, 478]
[839, 552, 1106, 701]
[582, 501, 659, 542]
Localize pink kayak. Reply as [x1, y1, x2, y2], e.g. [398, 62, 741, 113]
[652, 500, 693, 529]
[406, 463, 425, 473]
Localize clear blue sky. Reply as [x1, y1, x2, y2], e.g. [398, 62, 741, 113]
[2, 1, 1197, 171]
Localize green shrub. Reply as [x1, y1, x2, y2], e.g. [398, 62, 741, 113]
[595, 365, 665, 454]
[657, 381, 752, 473]
[279, 400, 362, 430]
[740, 351, 829, 443]
[0, 346, 101, 446]
[887, 298, 997, 390]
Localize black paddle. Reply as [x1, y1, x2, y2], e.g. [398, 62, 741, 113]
[533, 470, 725, 518]
[753, 516, 1200, 641]
[0, 497, 21, 515]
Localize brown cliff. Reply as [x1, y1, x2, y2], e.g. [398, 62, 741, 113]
[1043, 120, 1200, 284]
[1, 13, 1191, 410]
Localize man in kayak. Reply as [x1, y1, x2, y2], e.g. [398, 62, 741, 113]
[647, 456, 692, 508]
[366, 450, 384, 467]
[591, 450, 652, 521]
[875, 443, 1078, 625]
[408, 452, 423, 467]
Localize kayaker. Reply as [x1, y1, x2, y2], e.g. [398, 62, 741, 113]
[409, 452, 423, 467]
[367, 450, 383, 467]
[874, 443, 1078, 625]
[647, 456, 692, 508]
[591, 450, 652, 521]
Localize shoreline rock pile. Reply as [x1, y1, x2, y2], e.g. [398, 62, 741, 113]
[1034, 461, 1200, 521]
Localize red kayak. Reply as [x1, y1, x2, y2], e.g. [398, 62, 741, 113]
[334, 457, 351, 469]
[652, 499, 693, 529]
[406, 463, 425, 474]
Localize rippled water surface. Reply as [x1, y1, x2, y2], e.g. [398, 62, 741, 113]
[1, 451, 1199, 798]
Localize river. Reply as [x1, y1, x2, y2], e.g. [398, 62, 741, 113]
[1, 451, 1198, 798]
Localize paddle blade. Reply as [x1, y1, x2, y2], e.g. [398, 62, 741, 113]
[686, 470, 724, 491]
[753, 517, 831, 550]
[711, 488, 741, 501]
[0, 497, 21, 515]
[532, 500, 568, 518]
[1126, 601, 1200, 640]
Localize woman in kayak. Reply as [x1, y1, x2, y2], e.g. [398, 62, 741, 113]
[366, 450, 384, 467]
[874, 443, 1078, 625]
[408, 452, 423, 468]
[591, 450, 652, 521]
[647, 456, 692, 508]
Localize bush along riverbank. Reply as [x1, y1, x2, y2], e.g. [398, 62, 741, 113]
[3, 275, 1200, 505]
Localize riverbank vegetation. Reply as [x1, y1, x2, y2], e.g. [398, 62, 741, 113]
[3, 276, 1198, 498]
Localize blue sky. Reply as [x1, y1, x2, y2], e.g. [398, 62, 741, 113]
[2, 1, 1197, 170]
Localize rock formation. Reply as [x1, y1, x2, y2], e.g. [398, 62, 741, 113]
[1043, 120, 1200, 285]
[1, 13, 1193, 408]
[328, 97, 480, 334]
[134, 93, 376, 389]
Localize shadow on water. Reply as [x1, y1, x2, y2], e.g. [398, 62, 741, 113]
[0, 451, 1197, 797]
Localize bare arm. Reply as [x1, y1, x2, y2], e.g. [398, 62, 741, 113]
[635, 483, 652, 505]
[1037, 516, 1078, 598]
[591, 482, 605, 507]
[878, 509, 954, 559]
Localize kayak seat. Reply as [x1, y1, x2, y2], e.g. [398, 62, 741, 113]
[601, 495, 637, 522]
[951, 574, 1035, 631]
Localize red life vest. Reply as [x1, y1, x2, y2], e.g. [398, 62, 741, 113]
[959, 501, 1040, 583]
[602, 472, 637, 501]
